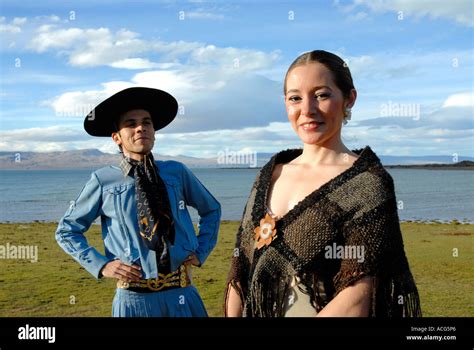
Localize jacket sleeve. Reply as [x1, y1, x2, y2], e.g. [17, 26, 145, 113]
[55, 172, 111, 279]
[180, 163, 221, 266]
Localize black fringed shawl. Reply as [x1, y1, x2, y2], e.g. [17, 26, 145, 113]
[225, 146, 421, 317]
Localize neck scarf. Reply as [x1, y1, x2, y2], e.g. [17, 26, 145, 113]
[125, 153, 175, 270]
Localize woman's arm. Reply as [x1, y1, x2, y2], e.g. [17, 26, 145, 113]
[316, 276, 373, 317]
[225, 284, 243, 317]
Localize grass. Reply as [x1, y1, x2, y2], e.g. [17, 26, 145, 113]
[0, 221, 472, 317]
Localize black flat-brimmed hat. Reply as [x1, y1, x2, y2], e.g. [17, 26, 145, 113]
[84, 87, 178, 137]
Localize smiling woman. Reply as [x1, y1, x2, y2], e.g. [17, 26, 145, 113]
[284, 52, 356, 148]
[225, 50, 421, 318]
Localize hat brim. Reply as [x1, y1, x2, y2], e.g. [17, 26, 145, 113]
[84, 87, 178, 137]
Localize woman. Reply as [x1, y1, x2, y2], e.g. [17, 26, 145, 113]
[225, 50, 421, 317]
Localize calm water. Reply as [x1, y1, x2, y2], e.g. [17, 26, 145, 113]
[0, 168, 473, 223]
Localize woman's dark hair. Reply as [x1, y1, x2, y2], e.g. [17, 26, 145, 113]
[283, 50, 355, 99]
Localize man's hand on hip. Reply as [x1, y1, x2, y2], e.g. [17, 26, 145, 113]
[100, 260, 142, 282]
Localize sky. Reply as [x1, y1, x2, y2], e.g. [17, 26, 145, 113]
[0, 0, 473, 158]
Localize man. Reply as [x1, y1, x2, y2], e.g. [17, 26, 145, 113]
[56, 87, 221, 317]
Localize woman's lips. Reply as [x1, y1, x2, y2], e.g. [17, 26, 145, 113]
[301, 121, 325, 131]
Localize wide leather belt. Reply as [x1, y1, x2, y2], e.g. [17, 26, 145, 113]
[117, 265, 191, 293]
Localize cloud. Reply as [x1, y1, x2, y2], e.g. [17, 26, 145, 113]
[0, 16, 27, 33]
[4, 13, 471, 158]
[1, 15, 76, 52]
[191, 45, 280, 71]
[151, 40, 203, 60]
[185, 11, 225, 20]
[0, 125, 92, 153]
[353, 102, 474, 131]
[0, 125, 117, 153]
[1, 119, 472, 158]
[46, 68, 284, 131]
[154, 122, 298, 157]
[27, 22, 282, 71]
[109, 58, 162, 70]
[0, 125, 89, 142]
[346, 124, 473, 156]
[27, 24, 203, 68]
[29, 26, 84, 52]
[12, 17, 27, 26]
[34, 15, 61, 22]
[0, 122, 298, 156]
[352, 0, 473, 27]
[47, 90, 110, 118]
[45, 70, 199, 118]
[334, 50, 473, 120]
[442, 91, 474, 108]
[42, 43, 471, 136]
[1, 72, 83, 85]
[29, 27, 153, 67]
[341, 53, 421, 81]
[38, 27, 282, 129]
[349, 11, 369, 21]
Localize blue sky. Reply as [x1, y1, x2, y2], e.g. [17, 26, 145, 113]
[0, 0, 472, 158]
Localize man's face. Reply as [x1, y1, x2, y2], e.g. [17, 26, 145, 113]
[112, 109, 155, 160]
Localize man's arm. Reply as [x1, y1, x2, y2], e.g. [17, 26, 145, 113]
[180, 163, 221, 266]
[55, 173, 112, 278]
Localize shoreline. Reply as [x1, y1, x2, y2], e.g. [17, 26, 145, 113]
[385, 165, 474, 170]
[2, 165, 474, 171]
[1, 219, 473, 225]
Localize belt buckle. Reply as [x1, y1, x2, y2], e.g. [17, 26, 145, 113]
[117, 280, 130, 289]
[146, 278, 164, 291]
[117, 266, 189, 292]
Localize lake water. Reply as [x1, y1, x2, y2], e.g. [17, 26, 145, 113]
[0, 168, 473, 223]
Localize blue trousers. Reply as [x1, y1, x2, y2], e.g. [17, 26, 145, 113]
[112, 285, 208, 317]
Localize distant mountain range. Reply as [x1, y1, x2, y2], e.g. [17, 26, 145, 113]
[0, 149, 216, 170]
[0, 149, 473, 170]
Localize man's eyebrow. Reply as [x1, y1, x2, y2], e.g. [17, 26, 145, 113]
[122, 116, 152, 123]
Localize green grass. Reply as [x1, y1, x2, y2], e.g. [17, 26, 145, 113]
[0, 221, 472, 316]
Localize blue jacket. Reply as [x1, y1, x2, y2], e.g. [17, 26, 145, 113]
[56, 160, 221, 279]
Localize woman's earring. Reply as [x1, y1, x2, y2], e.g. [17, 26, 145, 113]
[343, 108, 352, 125]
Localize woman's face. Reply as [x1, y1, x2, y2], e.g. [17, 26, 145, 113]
[284, 62, 352, 147]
